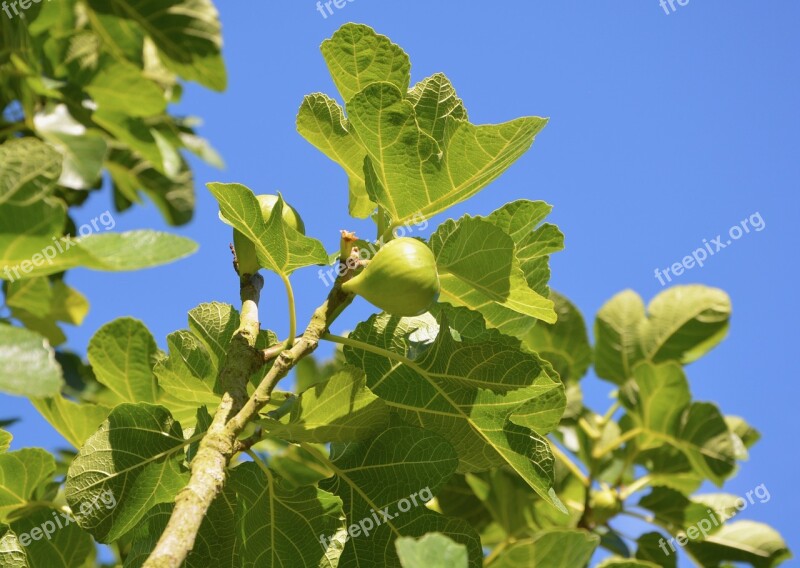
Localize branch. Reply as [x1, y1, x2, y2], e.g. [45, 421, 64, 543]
[143, 242, 358, 568]
[143, 274, 266, 568]
[225, 282, 353, 434]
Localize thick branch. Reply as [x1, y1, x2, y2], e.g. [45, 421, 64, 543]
[143, 260, 355, 568]
[143, 274, 266, 568]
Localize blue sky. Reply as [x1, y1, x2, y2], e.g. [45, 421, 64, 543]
[3, 0, 799, 562]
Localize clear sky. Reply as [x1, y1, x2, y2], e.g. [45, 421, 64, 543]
[3, 0, 798, 562]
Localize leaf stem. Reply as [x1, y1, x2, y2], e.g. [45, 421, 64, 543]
[281, 274, 297, 348]
[578, 417, 601, 439]
[548, 439, 590, 487]
[321, 332, 426, 375]
[375, 209, 388, 242]
[619, 474, 653, 500]
[484, 539, 511, 565]
[244, 448, 272, 478]
[591, 427, 642, 459]
[599, 400, 621, 425]
[619, 509, 654, 524]
[379, 224, 397, 244]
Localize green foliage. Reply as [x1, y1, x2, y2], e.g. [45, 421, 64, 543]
[210, 182, 328, 277]
[0, 0, 225, 222]
[0, 0, 225, 451]
[0, 325, 62, 396]
[0, 21, 791, 568]
[396, 533, 469, 568]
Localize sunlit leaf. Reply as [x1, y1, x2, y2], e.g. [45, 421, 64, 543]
[209, 182, 328, 275]
[0, 449, 56, 520]
[230, 462, 342, 568]
[65, 403, 189, 542]
[431, 216, 556, 332]
[0, 138, 61, 206]
[260, 366, 388, 443]
[489, 529, 599, 568]
[0, 326, 63, 398]
[320, 423, 482, 567]
[396, 533, 468, 568]
[343, 305, 566, 512]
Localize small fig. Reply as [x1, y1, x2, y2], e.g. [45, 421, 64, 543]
[342, 237, 440, 317]
[588, 487, 622, 525]
[234, 194, 305, 275]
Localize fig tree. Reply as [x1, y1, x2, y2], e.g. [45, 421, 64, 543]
[342, 237, 440, 317]
[234, 194, 305, 275]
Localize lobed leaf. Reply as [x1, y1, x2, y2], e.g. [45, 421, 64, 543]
[85, 0, 227, 91]
[484, 200, 564, 297]
[319, 423, 482, 567]
[9, 507, 95, 568]
[621, 362, 737, 485]
[154, 302, 239, 408]
[209, 182, 328, 276]
[229, 462, 343, 568]
[302, 26, 546, 224]
[342, 305, 566, 512]
[488, 529, 599, 568]
[260, 366, 389, 443]
[595, 286, 731, 384]
[65, 403, 189, 542]
[351, 82, 547, 226]
[0, 449, 56, 521]
[430, 215, 556, 333]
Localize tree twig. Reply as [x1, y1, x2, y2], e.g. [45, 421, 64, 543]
[143, 239, 357, 568]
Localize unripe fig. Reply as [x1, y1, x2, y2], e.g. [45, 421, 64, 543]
[589, 487, 622, 525]
[342, 237, 440, 317]
[234, 195, 305, 275]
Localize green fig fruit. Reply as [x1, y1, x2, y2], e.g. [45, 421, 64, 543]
[588, 487, 622, 525]
[342, 237, 440, 317]
[234, 194, 305, 275]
